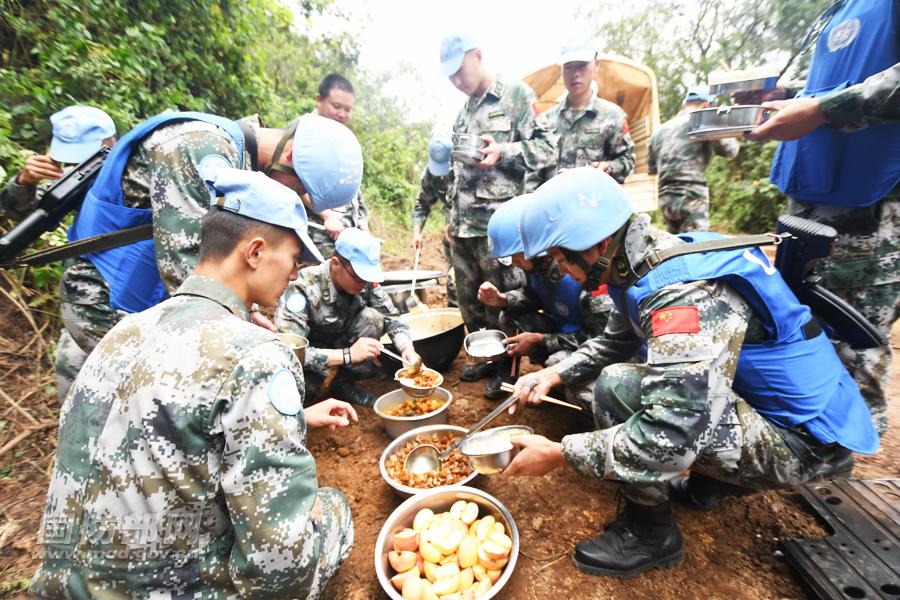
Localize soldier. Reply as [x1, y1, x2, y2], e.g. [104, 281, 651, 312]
[412, 131, 457, 306]
[31, 169, 357, 599]
[439, 31, 557, 382]
[501, 167, 878, 578]
[0, 106, 117, 400]
[59, 110, 362, 386]
[307, 73, 371, 258]
[275, 227, 420, 407]
[747, 6, 899, 437]
[543, 40, 635, 182]
[648, 87, 739, 233]
[478, 192, 610, 400]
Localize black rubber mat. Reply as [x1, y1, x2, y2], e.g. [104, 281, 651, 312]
[781, 479, 900, 600]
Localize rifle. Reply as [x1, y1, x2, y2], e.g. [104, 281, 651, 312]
[0, 146, 110, 264]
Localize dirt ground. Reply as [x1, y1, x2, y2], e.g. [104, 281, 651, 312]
[0, 232, 897, 599]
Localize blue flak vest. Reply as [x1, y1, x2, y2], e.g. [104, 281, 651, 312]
[770, 0, 900, 207]
[527, 271, 584, 334]
[68, 112, 245, 313]
[607, 233, 878, 454]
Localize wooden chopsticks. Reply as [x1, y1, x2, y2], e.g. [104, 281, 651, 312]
[499, 382, 583, 411]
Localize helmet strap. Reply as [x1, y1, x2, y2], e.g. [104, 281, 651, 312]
[264, 120, 299, 177]
[563, 215, 636, 290]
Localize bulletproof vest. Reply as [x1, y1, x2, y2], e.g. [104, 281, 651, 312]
[526, 270, 584, 334]
[68, 112, 245, 313]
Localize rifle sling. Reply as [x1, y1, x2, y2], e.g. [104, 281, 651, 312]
[632, 233, 781, 278]
[4, 224, 153, 268]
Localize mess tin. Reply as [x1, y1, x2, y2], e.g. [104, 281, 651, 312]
[687, 105, 770, 140]
[275, 332, 308, 362]
[464, 329, 508, 364]
[452, 132, 486, 165]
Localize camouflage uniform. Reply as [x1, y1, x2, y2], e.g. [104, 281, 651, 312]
[1, 167, 56, 219]
[412, 167, 456, 305]
[59, 117, 260, 359]
[648, 112, 739, 233]
[783, 61, 900, 435]
[307, 192, 370, 259]
[543, 94, 636, 183]
[555, 215, 851, 505]
[448, 75, 557, 331]
[275, 261, 414, 404]
[31, 275, 353, 599]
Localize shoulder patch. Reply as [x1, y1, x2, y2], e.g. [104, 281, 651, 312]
[286, 292, 307, 314]
[267, 368, 303, 416]
[651, 306, 700, 337]
[198, 154, 235, 185]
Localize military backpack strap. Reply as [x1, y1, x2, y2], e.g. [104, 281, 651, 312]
[238, 121, 259, 171]
[632, 233, 792, 279]
[3, 224, 153, 268]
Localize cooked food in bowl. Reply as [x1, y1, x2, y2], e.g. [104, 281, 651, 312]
[398, 367, 441, 388]
[383, 395, 447, 418]
[384, 433, 474, 489]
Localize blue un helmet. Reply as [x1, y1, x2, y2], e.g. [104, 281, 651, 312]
[520, 167, 634, 259]
[487, 193, 533, 258]
[291, 114, 363, 213]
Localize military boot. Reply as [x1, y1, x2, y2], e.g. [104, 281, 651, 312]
[483, 357, 515, 400]
[573, 498, 683, 578]
[460, 361, 497, 382]
[329, 369, 374, 407]
[669, 472, 753, 510]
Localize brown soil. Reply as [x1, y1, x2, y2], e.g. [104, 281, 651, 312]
[1, 232, 898, 599]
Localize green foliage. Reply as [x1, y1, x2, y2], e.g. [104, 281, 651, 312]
[708, 141, 787, 233]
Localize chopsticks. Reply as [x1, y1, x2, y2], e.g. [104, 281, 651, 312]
[499, 382, 583, 411]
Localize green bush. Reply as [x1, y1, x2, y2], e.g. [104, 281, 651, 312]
[709, 141, 788, 233]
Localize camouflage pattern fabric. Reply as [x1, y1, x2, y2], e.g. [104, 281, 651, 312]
[447, 75, 557, 238]
[307, 191, 370, 259]
[0, 164, 74, 219]
[274, 261, 413, 398]
[786, 192, 900, 434]
[413, 167, 456, 305]
[53, 329, 86, 402]
[452, 235, 524, 333]
[543, 95, 636, 183]
[554, 215, 854, 504]
[648, 112, 739, 233]
[31, 275, 353, 599]
[819, 61, 900, 130]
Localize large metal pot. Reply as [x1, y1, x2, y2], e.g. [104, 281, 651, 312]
[374, 486, 519, 600]
[373, 387, 453, 439]
[382, 308, 465, 373]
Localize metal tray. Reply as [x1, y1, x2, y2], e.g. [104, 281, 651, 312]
[687, 105, 769, 140]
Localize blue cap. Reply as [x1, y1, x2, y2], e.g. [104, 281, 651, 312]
[685, 86, 712, 103]
[487, 194, 532, 258]
[49, 106, 116, 164]
[520, 167, 634, 258]
[207, 168, 324, 264]
[334, 227, 384, 283]
[439, 32, 479, 77]
[559, 39, 597, 65]
[428, 132, 452, 176]
[291, 114, 363, 214]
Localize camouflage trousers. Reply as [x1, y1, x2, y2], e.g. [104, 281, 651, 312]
[658, 184, 710, 234]
[304, 306, 389, 401]
[53, 329, 86, 402]
[451, 236, 524, 332]
[308, 487, 355, 599]
[593, 362, 850, 505]
[443, 235, 457, 307]
[788, 194, 900, 435]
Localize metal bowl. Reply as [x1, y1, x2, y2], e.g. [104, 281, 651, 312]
[394, 366, 444, 398]
[452, 132, 485, 165]
[687, 105, 770, 140]
[461, 425, 534, 474]
[373, 387, 453, 439]
[275, 332, 308, 363]
[375, 486, 519, 600]
[380, 308, 466, 373]
[381, 269, 446, 284]
[464, 329, 508, 363]
[379, 280, 439, 314]
[379, 424, 479, 497]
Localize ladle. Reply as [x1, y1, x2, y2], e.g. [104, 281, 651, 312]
[403, 394, 517, 475]
[379, 346, 423, 376]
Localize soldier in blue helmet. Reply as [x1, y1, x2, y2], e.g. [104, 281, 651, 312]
[500, 166, 878, 578]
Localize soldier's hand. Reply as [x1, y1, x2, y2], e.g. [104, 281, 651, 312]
[477, 134, 501, 169]
[590, 161, 610, 173]
[443, 224, 451, 243]
[502, 434, 567, 476]
[250, 310, 278, 332]
[350, 337, 382, 363]
[746, 98, 825, 141]
[504, 332, 544, 357]
[305, 398, 359, 430]
[322, 212, 344, 240]
[412, 231, 424, 250]
[17, 154, 64, 186]
[508, 368, 561, 415]
[476, 281, 507, 307]
[400, 347, 420, 367]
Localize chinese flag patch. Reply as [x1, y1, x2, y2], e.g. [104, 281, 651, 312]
[591, 284, 608, 297]
[622, 120, 630, 134]
[651, 306, 700, 336]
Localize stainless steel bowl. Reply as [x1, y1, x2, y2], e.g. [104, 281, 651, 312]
[379, 280, 439, 313]
[708, 76, 779, 95]
[275, 332, 308, 363]
[464, 329, 508, 363]
[374, 486, 519, 600]
[394, 366, 444, 398]
[373, 387, 453, 439]
[687, 105, 770, 140]
[461, 425, 533, 474]
[379, 424, 479, 496]
[452, 132, 485, 165]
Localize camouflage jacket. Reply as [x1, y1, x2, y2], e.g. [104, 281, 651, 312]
[448, 75, 558, 238]
[308, 191, 369, 231]
[31, 275, 329, 599]
[820, 60, 900, 130]
[0, 164, 73, 220]
[555, 215, 774, 488]
[543, 95, 636, 183]
[412, 167, 450, 231]
[274, 262, 413, 374]
[503, 258, 611, 354]
[648, 111, 739, 188]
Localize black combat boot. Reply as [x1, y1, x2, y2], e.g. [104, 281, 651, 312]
[483, 357, 514, 400]
[459, 361, 497, 382]
[669, 472, 753, 510]
[329, 369, 374, 407]
[573, 498, 683, 578]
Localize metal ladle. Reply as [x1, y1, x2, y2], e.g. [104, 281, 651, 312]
[379, 346, 423, 376]
[403, 394, 518, 475]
